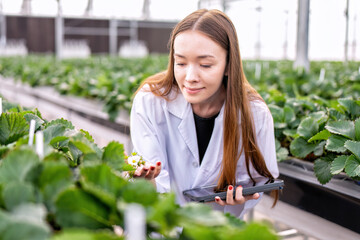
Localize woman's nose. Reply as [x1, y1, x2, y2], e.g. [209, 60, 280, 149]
[185, 65, 199, 82]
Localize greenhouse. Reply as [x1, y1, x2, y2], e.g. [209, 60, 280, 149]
[0, 0, 359, 239]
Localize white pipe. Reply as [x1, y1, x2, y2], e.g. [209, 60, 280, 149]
[28, 119, 36, 146]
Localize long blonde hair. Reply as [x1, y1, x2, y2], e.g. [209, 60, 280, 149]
[135, 9, 278, 204]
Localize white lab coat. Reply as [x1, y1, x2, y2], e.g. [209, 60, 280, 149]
[130, 85, 279, 219]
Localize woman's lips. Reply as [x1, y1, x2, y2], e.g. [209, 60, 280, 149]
[184, 86, 203, 94]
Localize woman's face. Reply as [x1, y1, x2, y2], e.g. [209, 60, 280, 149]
[173, 30, 227, 113]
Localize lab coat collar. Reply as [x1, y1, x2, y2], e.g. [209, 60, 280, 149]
[166, 89, 200, 162]
[165, 88, 188, 119]
[166, 88, 226, 183]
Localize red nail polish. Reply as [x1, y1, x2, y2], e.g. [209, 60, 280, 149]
[228, 186, 233, 191]
[150, 166, 155, 170]
[215, 197, 219, 201]
[156, 162, 161, 166]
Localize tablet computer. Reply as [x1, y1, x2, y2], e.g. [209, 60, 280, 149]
[183, 177, 284, 202]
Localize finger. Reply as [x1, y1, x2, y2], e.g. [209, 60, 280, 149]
[144, 165, 156, 180]
[244, 192, 260, 201]
[234, 185, 246, 204]
[153, 161, 162, 178]
[134, 166, 144, 177]
[226, 185, 235, 205]
[135, 165, 150, 178]
[214, 196, 226, 206]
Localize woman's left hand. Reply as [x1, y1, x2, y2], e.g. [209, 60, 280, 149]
[214, 185, 260, 206]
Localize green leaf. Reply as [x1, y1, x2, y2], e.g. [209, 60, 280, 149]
[314, 157, 333, 184]
[297, 117, 319, 140]
[0, 148, 40, 184]
[120, 179, 158, 206]
[309, 111, 328, 125]
[313, 141, 326, 156]
[147, 193, 180, 235]
[80, 129, 95, 143]
[45, 118, 74, 130]
[0, 145, 9, 159]
[344, 155, 360, 177]
[328, 108, 346, 121]
[0, 112, 29, 145]
[55, 187, 112, 229]
[290, 137, 317, 158]
[0, 204, 51, 240]
[325, 120, 355, 139]
[283, 129, 297, 138]
[50, 229, 123, 240]
[71, 141, 95, 154]
[355, 118, 360, 141]
[308, 129, 331, 142]
[23, 113, 44, 131]
[230, 222, 278, 240]
[330, 155, 348, 175]
[223, 212, 245, 228]
[179, 202, 227, 227]
[276, 147, 289, 162]
[43, 124, 66, 144]
[338, 98, 360, 118]
[102, 141, 125, 171]
[37, 161, 73, 212]
[344, 140, 360, 159]
[3, 182, 35, 211]
[268, 105, 284, 125]
[50, 136, 69, 149]
[68, 132, 101, 159]
[80, 164, 127, 207]
[325, 134, 348, 153]
[283, 106, 296, 123]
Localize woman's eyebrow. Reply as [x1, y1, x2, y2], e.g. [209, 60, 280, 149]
[174, 53, 215, 59]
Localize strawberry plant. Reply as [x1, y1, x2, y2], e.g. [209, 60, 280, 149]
[287, 98, 360, 184]
[0, 99, 278, 240]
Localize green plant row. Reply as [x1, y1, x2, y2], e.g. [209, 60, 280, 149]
[268, 95, 360, 184]
[0, 56, 359, 185]
[0, 55, 169, 121]
[0, 98, 278, 240]
[244, 61, 360, 184]
[1, 56, 359, 121]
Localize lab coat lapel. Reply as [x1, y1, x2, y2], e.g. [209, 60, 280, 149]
[192, 104, 225, 187]
[166, 91, 199, 163]
[178, 106, 199, 162]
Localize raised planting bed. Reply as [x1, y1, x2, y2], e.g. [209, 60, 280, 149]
[278, 158, 360, 233]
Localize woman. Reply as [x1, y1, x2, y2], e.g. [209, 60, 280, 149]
[130, 9, 279, 218]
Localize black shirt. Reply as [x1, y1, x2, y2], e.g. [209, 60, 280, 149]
[193, 112, 219, 164]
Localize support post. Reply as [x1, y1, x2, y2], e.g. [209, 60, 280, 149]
[21, 0, 32, 15]
[55, 0, 63, 60]
[294, 0, 310, 72]
[142, 0, 150, 19]
[344, 0, 349, 64]
[109, 18, 117, 56]
[0, 0, 6, 46]
[84, 0, 93, 16]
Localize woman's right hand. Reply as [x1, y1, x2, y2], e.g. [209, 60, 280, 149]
[134, 161, 162, 181]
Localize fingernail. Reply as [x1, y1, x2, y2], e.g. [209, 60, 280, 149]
[228, 185, 233, 191]
[238, 185, 242, 188]
[156, 161, 161, 166]
[215, 197, 220, 201]
[143, 167, 148, 171]
[150, 166, 155, 171]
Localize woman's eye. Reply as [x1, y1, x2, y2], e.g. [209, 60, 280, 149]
[176, 63, 185, 66]
[201, 65, 211, 68]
